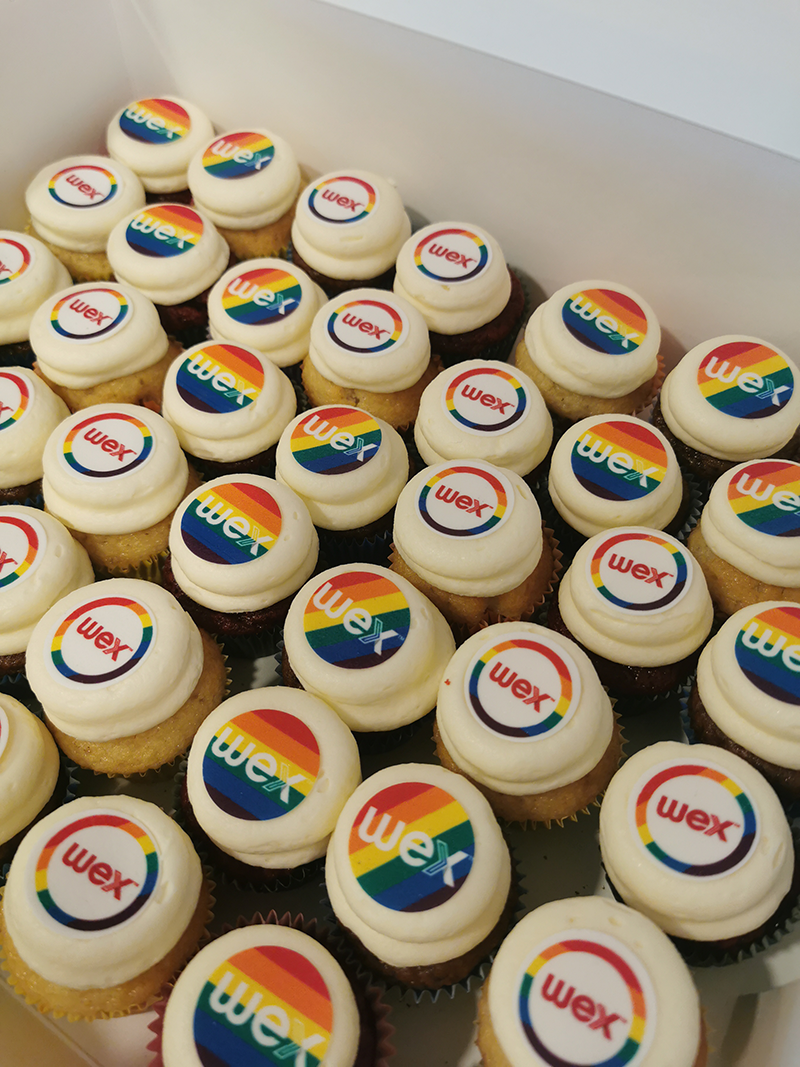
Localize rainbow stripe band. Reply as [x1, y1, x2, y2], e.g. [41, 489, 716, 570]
[119, 98, 191, 144]
[125, 204, 204, 258]
[697, 340, 794, 419]
[180, 481, 282, 566]
[220, 267, 303, 325]
[561, 288, 648, 355]
[571, 420, 667, 501]
[201, 133, 275, 179]
[726, 459, 800, 537]
[735, 604, 800, 705]
[175, 344, 264, 415]
[290, 407, 383, 476]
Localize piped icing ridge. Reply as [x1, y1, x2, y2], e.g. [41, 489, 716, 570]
[436, 622, 614, 794]
[25, 155, 145, 254]
[393, 221, 512, 335]
[0, 231, 71, 344]
[522, 279, 660, 398]
[25, 578, 204, 741]
[558, 527, 713, 668]
[30, 281, 170, 389]
[0, 366, 69, 488]
[0, 694, 60, 845]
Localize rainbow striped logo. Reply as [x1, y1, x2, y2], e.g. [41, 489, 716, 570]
[735, 604, 800, 706]
[726, 459, 800, 537]
[697, 340, 794, 419]
[348, 782, 475, 911]
[443, 365, 529, 435]
[326, 297, 408, 355]
[220, 266, 303, 326]
[0, 370, 31, 430]
[305, 175, 378, 224]
[588, 530, 690, 614]
[466, 632, 580, 739]
[570, 420, 667, 501]
[413, 227, 490, 283]
[176, 344, 264, 414]
[0, 706, 8, 762]
[49, 287, 130, 343]
[192, 945, 333, 1066]
[48, 164, 118, 207]
[302, 570, 410, 669]
[201, 132, 275, 179]
[561, 288, 648, 355]
[60, 411, 153, 479]
[125, 204, 204, 258]
[31, 811, 159, 935]
[202, 708, 320, 822]
[48, 595, 155, 688]
[180, 481, 283, 566]
[416, 463, 513, 539]
[0, 236, 32, 284]
[0, 513, 44, 589]
[290, 407, 382, 475]
[119, 97, 191, 144]
[631, 760, 758, 878]
[517, 931, 654, 1066]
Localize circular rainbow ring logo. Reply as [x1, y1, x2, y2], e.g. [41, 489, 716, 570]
[306, 175, 377, 223]
[0, 237, 32, 284]
[589, 531, 689, 613]
[48, 165, 118, 207]
[0, 371, 30, 429]
[61, 411, 153, 478]
[49, 596, 154, 686]
[417, 464, 510, 538]
[49, 288, 130, 341]
[327, 298, 406, 354]
[413, 227, 489, 282]
[444, 365, 528, 433]
[0, 514, 41, 589]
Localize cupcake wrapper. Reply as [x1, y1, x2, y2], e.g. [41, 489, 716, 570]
[216, 625, 282, 661]
[635, 349, 667, 420]
[94, 548, 170, 585]
[0, 672, 32, 702]
[317, 524, 394, 569]
[354, 710, 435, 758]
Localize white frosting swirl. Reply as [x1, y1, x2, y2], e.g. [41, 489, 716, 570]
[558, 528, 713, 667]
[599, 741, 794, 941]
[392, 460, 544, 597]
[0, 366, 69, 488]
[522, 280, 660, 398]
[207, 258, 327, 368]
[0, 695, 60, 845]
[42, 403, 189, 535]
[25, 156, 145, 254]
[107, 96, 215, 194]
[326, 763, 511, 967]
[659, 336, 800, 461]
[29, 282, 170, 389]
[0, 232, 71, 344]
[437, 622, 614, 794]
[549, 415, 683, 538]
[106, 204, 229, 305]
[186, 687, 361, 868]
[283, 564, 455, 732]
[26, 578, 204, 741]
[161, 342, 296, 462]
[291, 170, 411, 280]
[393, 221, 512, 335]
[2, 795, 203, 989]
[187, 128, 301, 229]
[169, 474, 318, 613]
[0, 507, 94, 657]
[275, 406, 409, 530]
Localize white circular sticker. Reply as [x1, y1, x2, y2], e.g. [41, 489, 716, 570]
[0, 370, 31, 432]
[58, 411, 153, 479]
[47, 164, 119, 208]
[47, 287, 132, 344]
[442, 365, 530, 436]
[305, 175, 379, 225]
[413, 227, 492, 283]
[46, 595, 156, 690]
[416, 463, 514, 539]
[0, 236, 33, 285]
[0, 512, 46, 590]
[326, 297, 409, 356]
[587, 531, 693, 615]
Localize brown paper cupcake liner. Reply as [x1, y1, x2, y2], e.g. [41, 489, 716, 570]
[635, 349, 666, 419]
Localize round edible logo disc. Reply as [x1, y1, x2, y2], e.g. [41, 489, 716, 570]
[290, 407, 382, 476]
[735, 604, 800, 706]
[176, 344, 264, 414]
[60, 411, 153, 478]
[180, 481, 283, 565]
[0, 370, 31, 430]
[48, 287, 130, 343]
[0, 236, 32, 284]
[306, 175, 378, 224]
[588, 530, 691, 614]
[443, 365, 529, 435]
[125, 204, 203, 258]
[0, 512, 45, 589]
[561, 288, 648, 355]
[220, 266, 303, 325]
[726, 459, 800, 537]
[697, 340, 794, 419]
[201, 132, 275, 179]
[48, 165, 119, 208]
[413, 227, 490, 283]
[47, 595, 155, 689]
[416, 464, 513, 539]
[118, 98, 191, 144]
[570, 420, 667, 501]
[326, 298, 408, 355]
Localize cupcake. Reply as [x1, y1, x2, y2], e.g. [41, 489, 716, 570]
[163, 474, 318, 656]
[290, 170, 411, 296]
[0, 507, 94, 687]
[599, 740, 796, 959]
[26, 578, 226, 776]
[0, 231, 71, 367]
[0, 794, 210, 1019]
[25, 155, 145, 281]
[275, 405, 409, 563]
[281, 563, 455, 739]
[393, 222, 526, 366]
[688, 601, 800, 804]
[390, 460, 557, 632]
[548, 528, 713, 699]
[0, 366, 69, 507]
[414, 359, 553, 480]
[187, 127, 303, 259]
[207, 257, 327, 369]
[183, 686, 360, 886]
[476, 896, 707, 1067]
[160, 341, 297, 477]
[652, 336, 800, 482]
[302, 288, 439, 430]
[41, 402, 198, 578]
[30, 281, 180, 411]
[107, 96, 214, 200]
[687, 459, 800, 617]
[547, 414, 686, 545]
[514, 280, 661, 423]
[435, 622, 620, 824]
[106, 202, 231, 345]
[326, 762, 513, 989]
